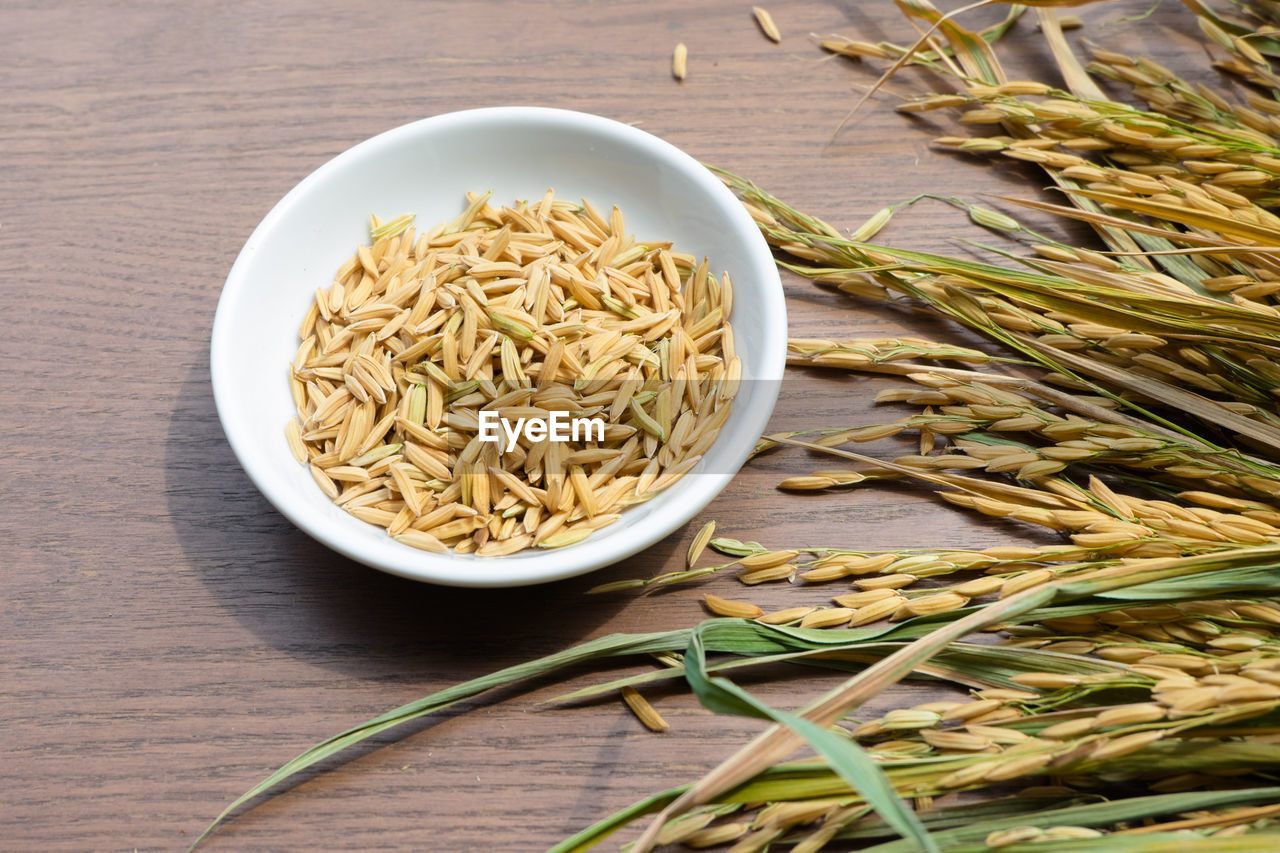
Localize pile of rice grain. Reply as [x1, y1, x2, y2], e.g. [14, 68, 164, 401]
[285, 191, 738, 557]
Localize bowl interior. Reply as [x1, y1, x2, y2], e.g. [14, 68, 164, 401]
[212, 107, 785, 587]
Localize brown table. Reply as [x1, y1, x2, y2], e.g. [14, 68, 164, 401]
[3, 2, 1209, 850]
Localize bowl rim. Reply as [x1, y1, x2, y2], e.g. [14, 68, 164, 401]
[210, 106, 787, 587]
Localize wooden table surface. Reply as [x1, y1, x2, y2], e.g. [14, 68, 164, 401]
[3, 1, 1211, 850]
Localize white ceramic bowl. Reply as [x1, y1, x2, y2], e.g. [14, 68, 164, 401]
[211, 107, 786, 587]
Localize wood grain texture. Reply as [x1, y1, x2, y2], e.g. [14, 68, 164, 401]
[0, 1, 1216, 850]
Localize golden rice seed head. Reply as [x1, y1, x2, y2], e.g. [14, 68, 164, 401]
[951, 576, 1006, 597]
[855, 573, 917, 590]
[999, 568, 1056, 598]
[959, 108, 1007, 124]
[682, 822, 749, 849]
[914, 701, 963, 714]
[1141, 653, 1215, 673]
[309, 464, 340, 500]
[285, 419, 308, 464]
[756, 606, 818, 625]
[848, 596, 906, 626]
[1011, 672, 1084, 689]
[655, 813, 717, 846]
[1094, 703, 1167, 728]
[702, 594, 764, 620]
[968, 205, 1021, 232]
[686, 520, 716, 567]
[851, 720, 886, 738]
[982, 752, 1052, 782]
[1044, 826, 1103, 841]
[1236, 603, 1280, 625]
[1233, 34, 1267, 64]
[958, 137, 1007, 152]
[394, 530, 448, 553]
[884, 554, 948, 575]
[921, 729, 993, 751]
[849, 207, 893, 242]
[937, 759, 1002, 790]
[1215, 683, 1280, 703]
[754, 799, 847, 830]
[966, 724, 1031, 745]
[1018, 459, 1067, 479]
[672, 43, 688, 81]
[823, 38, 892, 60]
[799, 607, 856, 629]
[1041, 640, 1096, 656]
[1210, 634, 1267, 651]
[1133, 664, 1200, 683]
[778, 475, 839, 490]
[752, 6, 781, 42]
[871, 743, 932, 760]
[800, 565, 854, 583]
[978, 689, 1039, 704]
[538, 527, 593, 549]
[1039, 718, 1095, 740]
[620, 686, 669, 732]
[985, 827, 1047, 847]
[1156, 686, 1221, 713]
[967, 707, 1022, 726]
[740, 549, 801, 569]
[833, 587, 898, 608]
[897, 591, 969, 617]
[880, 709, 941, 730]
[738, 564, 797, 585]
[941, 698, 1004, 722]
[841, 553, 898, 574]
[1091, 729, 1164, 761]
